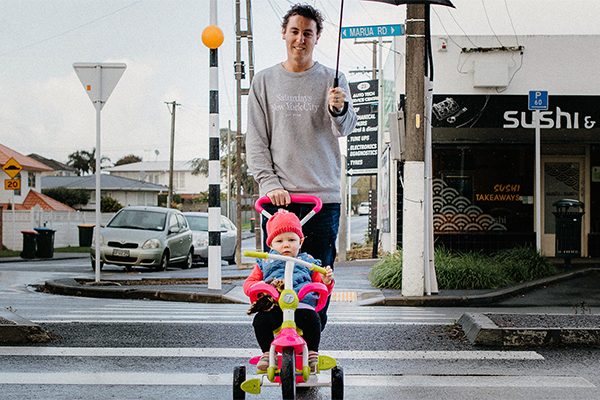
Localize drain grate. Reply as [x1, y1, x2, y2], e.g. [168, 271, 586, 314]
[331, 291, 357, 302]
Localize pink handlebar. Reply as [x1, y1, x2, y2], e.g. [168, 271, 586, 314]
[255, 195, 323, 214]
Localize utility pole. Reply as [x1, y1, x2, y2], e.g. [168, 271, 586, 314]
[235, 0, 254, 264]
[401, 4, 427, 297]
[165, 101, 180, 209]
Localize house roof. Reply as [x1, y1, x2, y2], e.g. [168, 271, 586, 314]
[27, 153, 77, 173]
[21, 190, 75, 211]
[41, 174, 168, 192]
[0, 144, 53, 173]
[104, 160, 197, 173]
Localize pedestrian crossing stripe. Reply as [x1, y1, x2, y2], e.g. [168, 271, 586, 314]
[331, 291, 357, 302]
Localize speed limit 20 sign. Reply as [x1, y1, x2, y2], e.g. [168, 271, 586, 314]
[5, 179, 21, 190]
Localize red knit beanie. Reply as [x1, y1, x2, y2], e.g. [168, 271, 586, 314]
[266, 209, 304, 247]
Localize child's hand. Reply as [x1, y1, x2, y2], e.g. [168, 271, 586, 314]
[321, 266, 333, 285]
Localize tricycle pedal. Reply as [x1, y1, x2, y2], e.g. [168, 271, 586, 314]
[241, 378, 261, 394]
[317, 355, 337, 371]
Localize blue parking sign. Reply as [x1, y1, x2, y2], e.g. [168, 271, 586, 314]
[529, 91, 548, 110]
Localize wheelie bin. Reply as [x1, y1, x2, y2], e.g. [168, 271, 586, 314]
[78, 224, 95, 247]
[34, 227, 56, 258]
[20, 231, 39, 259]
[553, 199, 585, 265]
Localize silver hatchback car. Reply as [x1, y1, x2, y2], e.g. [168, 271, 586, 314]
[183, 212, 237, 265]
[91, 206, 193, 271]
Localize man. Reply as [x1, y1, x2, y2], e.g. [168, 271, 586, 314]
[246, 4, 357, 328]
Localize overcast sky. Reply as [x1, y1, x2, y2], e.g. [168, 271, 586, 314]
[1, 0, 599, 167]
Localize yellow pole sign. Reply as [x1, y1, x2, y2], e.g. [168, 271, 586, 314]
[2, 157, 23, 179]
[4, 179, 21, 190]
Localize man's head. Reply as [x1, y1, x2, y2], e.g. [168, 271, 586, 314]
[281, 4, 324, 72]
[282, 4, 324, 36]
[266, 209, 304, 256]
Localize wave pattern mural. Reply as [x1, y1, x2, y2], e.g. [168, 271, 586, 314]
[432, 179, 507, 232]
[545, 163, 579, 191]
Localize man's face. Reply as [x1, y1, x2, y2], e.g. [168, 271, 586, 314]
[282, 15, 320, 68]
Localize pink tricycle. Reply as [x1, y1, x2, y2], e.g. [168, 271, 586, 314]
[233, 195, 343, 400]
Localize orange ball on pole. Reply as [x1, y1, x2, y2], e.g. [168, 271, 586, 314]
[202, 25, 224, 49]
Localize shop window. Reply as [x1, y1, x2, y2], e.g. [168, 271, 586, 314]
[433, 145, 534, 234]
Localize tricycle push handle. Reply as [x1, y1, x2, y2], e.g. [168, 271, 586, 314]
[254, 195, 322, 226]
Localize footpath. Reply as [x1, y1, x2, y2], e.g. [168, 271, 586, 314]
[1, 253, 600, 347]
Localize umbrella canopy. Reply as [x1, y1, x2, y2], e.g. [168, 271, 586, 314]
[362, 0, 455, 7]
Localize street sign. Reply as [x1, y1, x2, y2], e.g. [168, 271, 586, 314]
[2, 157, 22, 178]
[347, 80, 378, 175]
[342, 24, 404, 39]
[528, 90, 548, 110]
[5, 179, 20, 190]
[73, 63, 127, 110]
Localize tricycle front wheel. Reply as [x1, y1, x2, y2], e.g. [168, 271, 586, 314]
[280, 347, 296, 399]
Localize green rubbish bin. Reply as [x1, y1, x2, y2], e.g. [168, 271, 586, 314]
[250, 218, 255, 233]
[553, 199, 585, 262]
[34, 227, 56, 258]
[78, 224, 95, 247]
[20, 231, 38, 259]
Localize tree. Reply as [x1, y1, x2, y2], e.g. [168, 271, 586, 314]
[114, 154, 142, 167]
[67, 148, 111, 175]
[42, 187, 90, 209]
[101, 196, 123, 213]
[190, 128, 254, 196]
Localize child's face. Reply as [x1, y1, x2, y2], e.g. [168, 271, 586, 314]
[270, 232, 303, 257]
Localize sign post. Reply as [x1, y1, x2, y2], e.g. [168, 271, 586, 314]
[2, 157, 22, 250]
[74, 62, 126, 283]
[529, 90, 548, 252]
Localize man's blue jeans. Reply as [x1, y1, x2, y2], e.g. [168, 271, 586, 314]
[261, 202, 341, 329]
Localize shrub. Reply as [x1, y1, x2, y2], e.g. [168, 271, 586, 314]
[42, 187, 90, 208]
[368, 246, 559, 290]
[101, 196, 123, 213]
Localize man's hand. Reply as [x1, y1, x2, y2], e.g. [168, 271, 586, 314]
[321, 266, 334, 285]
[266, 188, 291, 207]
[328, 86, 347, 113]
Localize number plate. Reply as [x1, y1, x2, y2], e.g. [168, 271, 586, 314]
[112, 249, 130, 257]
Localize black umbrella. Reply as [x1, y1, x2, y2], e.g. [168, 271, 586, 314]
[330, 0, 455, 118]
[362, 0, 454, 6]
[330, 0, 349, 117]
[360, 0, 455, 80]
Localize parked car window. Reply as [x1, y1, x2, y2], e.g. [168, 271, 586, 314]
[186, 215, 208, 231]
[168, 214, 178, 231]
[176, 213, 188, 230]
[108, 210, 166, 231]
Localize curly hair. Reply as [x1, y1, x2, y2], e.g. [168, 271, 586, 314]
[282, 3, 324, 35]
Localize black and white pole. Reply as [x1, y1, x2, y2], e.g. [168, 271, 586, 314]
[202, 0, 224, 290]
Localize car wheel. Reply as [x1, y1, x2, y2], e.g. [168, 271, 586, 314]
[182, 249, 193, 269]
[157, 252, 169, 271]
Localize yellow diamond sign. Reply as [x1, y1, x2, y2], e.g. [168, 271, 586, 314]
[2, 157, 23, 179]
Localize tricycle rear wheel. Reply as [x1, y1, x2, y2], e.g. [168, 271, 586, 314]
[233, 365, 246, 399]
[331, 365, 344, 399]
[281, 347, 296, 399]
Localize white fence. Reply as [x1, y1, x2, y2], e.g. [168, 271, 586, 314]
[2, 208, 115, 251]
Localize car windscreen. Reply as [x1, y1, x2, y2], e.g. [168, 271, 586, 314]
[107, 210, 166, 231]
[186, 215, 209, 231]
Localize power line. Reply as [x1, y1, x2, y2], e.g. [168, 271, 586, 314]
[481, 0, 504, 47]
[0, 1, 142, 58]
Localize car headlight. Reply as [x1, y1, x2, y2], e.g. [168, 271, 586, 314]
[195, 237, 209, 247]
[142, 238, 161, 249]
[92, 234, 104, 246]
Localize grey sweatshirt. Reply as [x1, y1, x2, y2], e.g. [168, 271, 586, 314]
[246, 62, 357, 204]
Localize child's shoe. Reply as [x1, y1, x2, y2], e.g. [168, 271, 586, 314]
[308, 351, 319, 372]
[257, 352, 270, 371]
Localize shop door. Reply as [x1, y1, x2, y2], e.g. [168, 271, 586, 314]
[541, 158, 585, 256]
